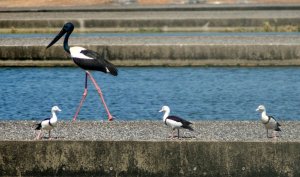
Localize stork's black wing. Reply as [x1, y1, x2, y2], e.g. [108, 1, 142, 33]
[81, 49, 118, 76]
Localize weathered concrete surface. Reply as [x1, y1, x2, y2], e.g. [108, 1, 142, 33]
[1, 121, 300, 176]
[2, 4, 300, 12]
[2, 120, 300, 141]
[1, 5, 300, 32]
[1, 1, 300, 10]
[1, 34, 300, 66]
[1, 17, 300, 33]
[0, 141, 299, 177]
[3, 45, 300, 66]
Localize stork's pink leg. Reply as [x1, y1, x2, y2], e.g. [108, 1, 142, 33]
[73, 73, 88, 121]
[86, 71, 113, 121]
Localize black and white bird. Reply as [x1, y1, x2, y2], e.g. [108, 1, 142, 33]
[46, 22, 117, 121]
[35, 106, 61, 140]
[159, 105, 194, 138]
[256, 105, 281, 138]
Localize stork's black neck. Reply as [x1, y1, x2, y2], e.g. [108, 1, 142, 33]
[63, 31, 71, 54]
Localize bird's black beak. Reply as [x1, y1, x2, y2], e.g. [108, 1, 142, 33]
[46, 28, 67, 49]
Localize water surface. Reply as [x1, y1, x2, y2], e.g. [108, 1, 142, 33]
[0, 67, 299, 121]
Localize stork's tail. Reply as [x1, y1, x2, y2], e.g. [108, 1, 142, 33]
[106, 62, 118, 76]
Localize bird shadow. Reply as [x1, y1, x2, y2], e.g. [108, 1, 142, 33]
[168, 135, 196, 139]
[39, 136, 65, 140]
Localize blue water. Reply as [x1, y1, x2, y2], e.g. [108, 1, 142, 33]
[0, 67, 300, 121]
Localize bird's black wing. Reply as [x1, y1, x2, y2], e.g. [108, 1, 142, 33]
[35, 123, 42, 130]
[167, 115, 193, 130]
[269, 116, 281, 131]
[168, 115, 192, 124]
[269, 116, 281, 125]
[81, 49, 118, 76]
[43, 118, 51, 121]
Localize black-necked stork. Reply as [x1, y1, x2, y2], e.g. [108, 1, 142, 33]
[159, 105, 194, 139]
[46, 22, 118, 121]
[35, 106, 61, 140]
[256, 105, 281, 138]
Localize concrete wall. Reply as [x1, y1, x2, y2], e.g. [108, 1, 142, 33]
[2, 5, 300, 33]
[2, 18, 300, 28]
[1, 18, 300, 32]
[3, 0, 300, 7]
[2, 45, 300, 66]
[0, 141, 299, 177]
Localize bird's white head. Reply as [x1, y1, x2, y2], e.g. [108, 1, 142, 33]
[256, 105, 266, 112]
[52, 106, 62, 112]
[159, 105, 170, 113]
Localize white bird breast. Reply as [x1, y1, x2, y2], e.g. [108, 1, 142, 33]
[265, 118, 277, 129]
[41, 120, 54, 130]
[70, 47, 94, 60]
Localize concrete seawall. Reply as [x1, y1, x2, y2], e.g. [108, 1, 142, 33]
[2, 5, 300, 66]
[0, 141, 299, 177]
[1, 18, 300, 33]
[2, 45, 300, 66]
[1, 34, 300, 66]
[1, 5, 300, 33]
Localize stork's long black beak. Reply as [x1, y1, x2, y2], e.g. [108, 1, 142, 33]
[46, 28, 67, 49]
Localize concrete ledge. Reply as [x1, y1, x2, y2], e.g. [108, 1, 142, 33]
[1, 44, 300, 66]
[2, 34, 300, 66]
[0, 141, 299, 177]
[1, 18, 300, 33]
[2, 5, 300, 33]
[2, 18, 300, 29]
[3, 59, 300, 67]
[2, 4, 300, 12]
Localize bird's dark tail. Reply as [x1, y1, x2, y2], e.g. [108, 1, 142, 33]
[275, 122, 281, 131]
[106, 62, 118, 76]
[188, 126, 194, 131]
[102, 48, 118, 76]
[185, 125, 194, 131]
[35, 123, 42, 130]
[182, 121, 194, 131]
